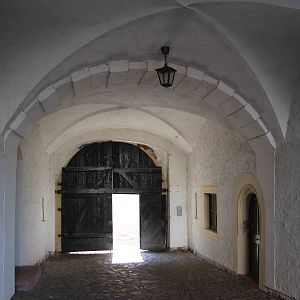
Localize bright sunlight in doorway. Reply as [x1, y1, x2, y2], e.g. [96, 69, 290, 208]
[112, 194, 143, 263]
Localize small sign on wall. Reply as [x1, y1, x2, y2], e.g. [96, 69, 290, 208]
[177, 206, 182, 216]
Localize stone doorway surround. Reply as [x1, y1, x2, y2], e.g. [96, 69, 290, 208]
[235, 173, 266, 289]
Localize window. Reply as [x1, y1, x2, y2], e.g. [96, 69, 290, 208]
[202, 187, 219, 240]
[208, 193, 217, 231]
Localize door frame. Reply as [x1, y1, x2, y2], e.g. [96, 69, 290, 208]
[235, 173, 265, 289]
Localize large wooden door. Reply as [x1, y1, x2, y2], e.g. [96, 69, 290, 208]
[248, 194, 260, 282]
[61, 141, 166, 252]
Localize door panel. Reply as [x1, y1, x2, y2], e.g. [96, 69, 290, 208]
[61, 195, 112, 252]
[140, 193, 166, 251]
[249, 194, 259, 282]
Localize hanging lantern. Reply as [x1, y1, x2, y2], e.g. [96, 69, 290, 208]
[155, 46, 177, 88]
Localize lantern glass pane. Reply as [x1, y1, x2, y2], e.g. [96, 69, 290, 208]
[157, 69, 164, 85]
[164, 71, 169, 86]
[170, 70, 175, 85]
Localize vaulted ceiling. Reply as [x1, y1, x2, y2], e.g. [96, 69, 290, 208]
[1, 0, 300, 142]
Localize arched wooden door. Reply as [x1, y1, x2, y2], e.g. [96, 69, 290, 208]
[248, 194, 260, 282]
[61, 142, 166, 252]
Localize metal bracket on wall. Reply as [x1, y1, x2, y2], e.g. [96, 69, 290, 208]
[195, 192, 199, 219]
[42, 197, 45, 222]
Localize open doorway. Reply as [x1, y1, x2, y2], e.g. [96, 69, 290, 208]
[112, 194, 143, 263]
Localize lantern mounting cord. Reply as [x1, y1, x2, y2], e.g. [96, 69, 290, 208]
[161, 46, 170, 66]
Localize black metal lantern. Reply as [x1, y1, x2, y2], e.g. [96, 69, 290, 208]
[156, 46, 177, 88]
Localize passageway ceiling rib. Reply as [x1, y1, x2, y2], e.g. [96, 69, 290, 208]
[2, 0, 300, 142]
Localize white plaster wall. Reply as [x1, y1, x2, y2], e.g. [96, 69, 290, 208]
[275, 93, 300, 299]
[15, 125, 55, 266]
[0, 136, 5, 299]
[187, 120, 256, 270]
[169, 149, 188, 248]
[2, 132, 20, 300]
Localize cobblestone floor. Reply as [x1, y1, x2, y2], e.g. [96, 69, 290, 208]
[13, 251, 278, 300]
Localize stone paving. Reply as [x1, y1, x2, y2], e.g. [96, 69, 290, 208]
[13, 251, 278, 300]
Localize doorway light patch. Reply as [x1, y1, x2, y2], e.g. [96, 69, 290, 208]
[112, 194, 143, 263]
[112, 248, 144, 264]
[68, 250, 111, 255]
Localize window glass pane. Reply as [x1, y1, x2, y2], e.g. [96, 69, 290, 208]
[208, 193, 217, 231]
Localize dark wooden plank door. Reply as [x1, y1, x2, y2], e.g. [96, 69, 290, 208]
[249, 194, 259, 282]
[140, 193, 167, 251]
[61, 142, 113, 252]
[61, 194, 112, 252]
[61, 141, 166, 252]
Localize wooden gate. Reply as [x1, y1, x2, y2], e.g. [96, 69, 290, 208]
[61, 142, 167, 252]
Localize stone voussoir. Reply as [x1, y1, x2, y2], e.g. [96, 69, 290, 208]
[89, 64, 109, 89]
[9, 111, 33, 138]
[70, 67, 91, 97]
[202, 81, 234, 108]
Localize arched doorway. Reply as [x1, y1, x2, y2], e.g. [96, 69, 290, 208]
[235, 174, 265, 288]
[248, 193, 259, 283]
[60, 141, 167, 252]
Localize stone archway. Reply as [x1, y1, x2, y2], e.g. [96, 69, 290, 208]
[235, 173, 265, 289]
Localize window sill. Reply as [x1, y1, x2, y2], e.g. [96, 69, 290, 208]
[202, 228, 219, 240]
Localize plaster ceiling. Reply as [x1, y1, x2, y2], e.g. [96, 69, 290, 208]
[39, 105, 208, 154]
[1, 0, 300, 140]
